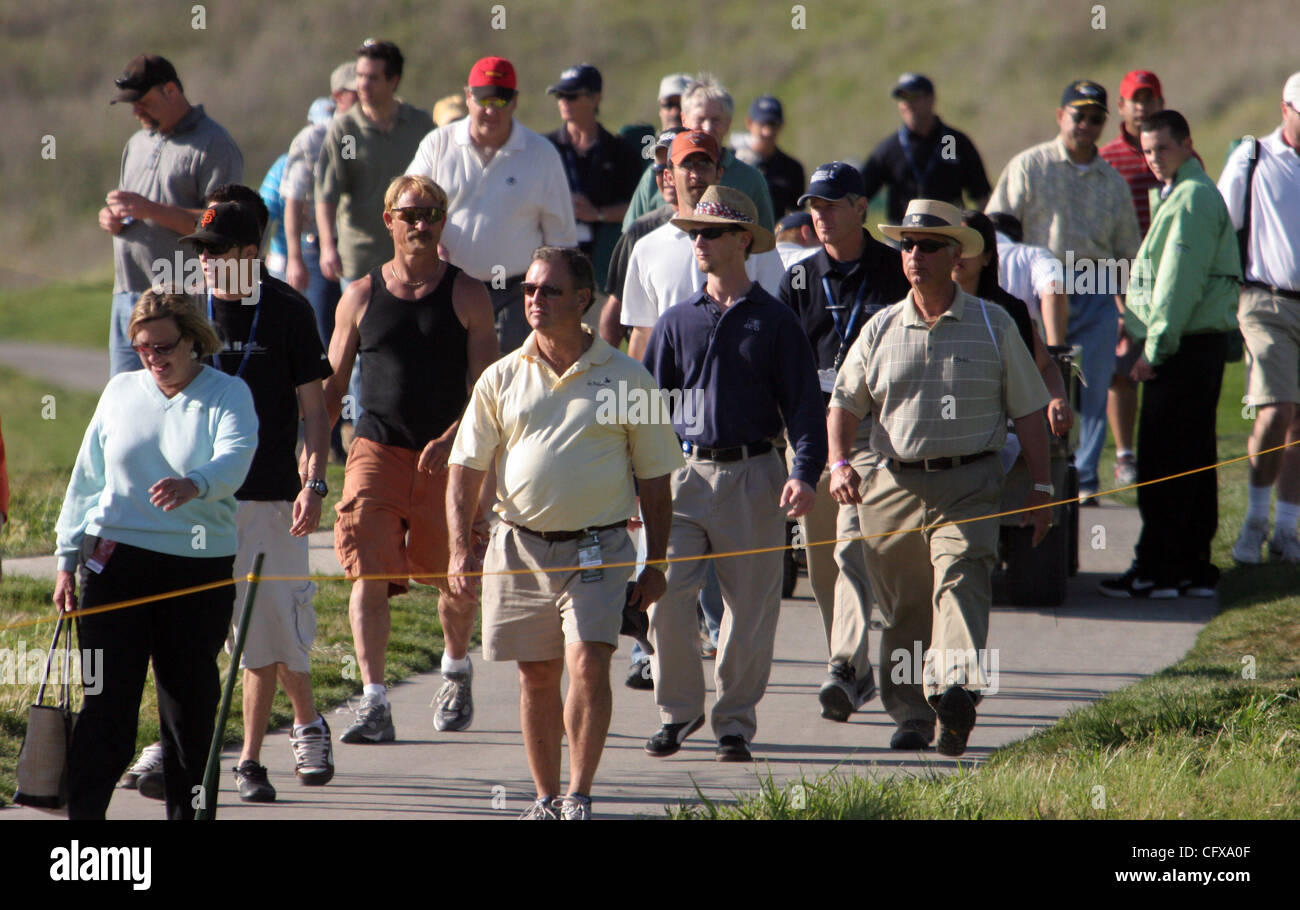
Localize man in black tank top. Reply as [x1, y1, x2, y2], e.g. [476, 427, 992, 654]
[324, 175, 499, 744]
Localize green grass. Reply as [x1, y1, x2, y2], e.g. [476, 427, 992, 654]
[0, 280, 110, 348]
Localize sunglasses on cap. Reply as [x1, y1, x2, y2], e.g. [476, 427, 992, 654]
[1070, 109, 1106, 127]
[132, 336, 184, 356]
[900, 237, 956, 254]
[390, 205, 446, 224]
[522, 282, 565, 299]
[688, 226, 743, 241]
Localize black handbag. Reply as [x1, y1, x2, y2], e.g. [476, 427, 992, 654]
[13, 616, 76, 811]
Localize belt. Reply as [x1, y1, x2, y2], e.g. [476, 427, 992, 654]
[504, 520, 624, 543]
[681, 439, 773, 462]
[889, 451, 992, 472]
[1245, 280, 1300, 301]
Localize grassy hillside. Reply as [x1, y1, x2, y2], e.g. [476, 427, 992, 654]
[1, 0, 1294, 288]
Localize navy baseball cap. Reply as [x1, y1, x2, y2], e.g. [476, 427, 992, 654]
[777, 211, 813, 233]
[797, 161, 866, 206]
[1061, 79, 1108, 111]
[748, 95, 784, 124]
[548, 64, 602, 95]
[891, 73, 934, 98]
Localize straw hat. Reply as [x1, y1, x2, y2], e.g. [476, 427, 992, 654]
[878, 199, 983, 258]
[670, 185, 776, 254]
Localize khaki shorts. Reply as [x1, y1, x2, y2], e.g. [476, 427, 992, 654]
[229, 501, 317, 673]
[334, 435, 450, 597]
[1239, 285, 1300, 407]
[481, 523, 634, 663]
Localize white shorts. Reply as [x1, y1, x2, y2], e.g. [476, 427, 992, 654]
[227, 500, 317, 673]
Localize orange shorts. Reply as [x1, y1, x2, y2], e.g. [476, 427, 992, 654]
[334, 436, 450, 597]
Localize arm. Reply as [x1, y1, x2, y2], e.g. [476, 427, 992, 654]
[283, 198, 309, 292]
[1012, 408, 1052, 545]
[1141, 198, 1217, 368]
[827, 406, 864, 505]
[323, 277, 367, 425]
[540, 147, 579, 247]
[291, 380, 330, 536]
[314, 126, 344, 281]
[1031, 325, 1072, 436]
[627, 326, 653, 362]
[446, 464, 487, 600]
[599, 295, 626, 348]
[774, 317, 829, 496]
[626, 473, 671, 610]
[104, 192, 206, 236]
[182, 381, 260, 503]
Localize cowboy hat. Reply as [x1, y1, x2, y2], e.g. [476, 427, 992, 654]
[671, 185, 776, 254]
[878, 199, 983, 257]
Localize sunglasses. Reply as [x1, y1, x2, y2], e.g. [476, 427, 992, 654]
[900, 237, 956, 254]
[194, 242, 234, 257]
[554, 92, 587, 102]
[522, 282, 565, 299]
[475, 95, 512, 109]
[1070, 109, 1107, 127]
[391, 206, 445, 225]
[132, 336, 184, 356]
[660, 98, 681, 109]
[688, 226, 742, 241]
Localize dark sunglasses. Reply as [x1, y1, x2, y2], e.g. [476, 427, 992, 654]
[1070, 109, 1107, 127]
[660, 98, 681, 109]
[391, 206, 445, 225]
[900, 237, 955, 254]
[132, 336, 184, 356]
[688, 226, 743, 241]
[194, 242, 234, 256]
[554, 92, 586, 102]
[522, 282, 565, 299]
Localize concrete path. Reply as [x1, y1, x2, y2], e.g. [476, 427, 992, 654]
[0, 341, 108, 394]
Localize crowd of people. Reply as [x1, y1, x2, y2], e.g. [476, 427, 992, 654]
[52, 41, 1300, 819]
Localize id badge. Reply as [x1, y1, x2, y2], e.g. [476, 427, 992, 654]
[577, 529, 604, 583]
[86, 538, 117, 574]
[818, 368, 838, 394]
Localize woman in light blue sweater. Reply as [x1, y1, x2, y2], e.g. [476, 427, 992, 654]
[53, 290, 258, 820]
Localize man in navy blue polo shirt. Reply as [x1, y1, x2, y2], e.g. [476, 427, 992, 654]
[641, 186, 825, 763]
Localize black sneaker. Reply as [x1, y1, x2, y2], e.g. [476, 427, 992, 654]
[889, 719, 934, 750]
[715, 735, 752, 763]
[930, 686, 978, 757]
[1097, 569, 1178, 599]
[1179, 563, 1220, 599]
[233, 760, 276, 802]
[818, 661, 878, 722]
[644, 715, 705, 757]
[625, 657, 654, 690]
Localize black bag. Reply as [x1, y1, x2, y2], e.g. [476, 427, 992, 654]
[13, 616, 77, 811]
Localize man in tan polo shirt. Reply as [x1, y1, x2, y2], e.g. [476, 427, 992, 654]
[828, 199, 1052, 757]
[447, 246, 682, 820]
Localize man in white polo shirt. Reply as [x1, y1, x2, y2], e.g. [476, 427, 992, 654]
[1221, 72, 1300, 564]
[406, 56, 578, 352]
[621, 130, 785, 360]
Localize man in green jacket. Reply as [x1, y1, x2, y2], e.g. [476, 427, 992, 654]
[1099, 110, 1241, 600]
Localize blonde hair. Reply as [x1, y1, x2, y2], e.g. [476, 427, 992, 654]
[129, 290, 221, 357]
[432, 94, 468, 127]
[383, 174, 448, 212]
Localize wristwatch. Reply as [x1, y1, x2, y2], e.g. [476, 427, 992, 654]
[646, 561, 669, 575]
[1032, 482, 1054, 496]
[305, 478, 328, 497]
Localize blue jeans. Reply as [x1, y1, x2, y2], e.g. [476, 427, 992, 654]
[631, 563, 721, 662]
[302, 242, 341, 351]
[109, 291, 144, 376]
[1067, 291, 1120, 492]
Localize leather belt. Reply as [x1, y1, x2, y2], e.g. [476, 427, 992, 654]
[681, 439, 773, 462]
[1245, 280, 1300, 301]
[504, 520, 625, 543]
[889, 451, 992, 472]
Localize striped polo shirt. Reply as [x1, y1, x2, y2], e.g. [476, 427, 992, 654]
[830, 285, 1049, 462]
[1099, 126, 1161, 235]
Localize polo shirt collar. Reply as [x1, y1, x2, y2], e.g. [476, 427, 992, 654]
[1052, 136, 1104, 172]
[901, 283, 968, 326]
[349, 100, 411, 132]
[160, 103, 204, 137]
[519, 327, 611, 375]
[455, 115, 524, 152]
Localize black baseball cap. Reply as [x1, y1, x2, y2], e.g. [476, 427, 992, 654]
[1061, 79, 1108, 111]
[777, 211, 813, 233]
[111, 54, 180, 104]
[179, 203, 262, 250]
[748, 95, 784, 124]
[548, 63, 602, 95]
[797, 161, 866, 206]
[891, 73, 934, 98]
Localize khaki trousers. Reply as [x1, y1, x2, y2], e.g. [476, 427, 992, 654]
[649, 451, 786, 742]
[854, 455, 1003, 725]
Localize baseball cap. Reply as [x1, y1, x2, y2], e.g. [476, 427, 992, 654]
[1061, 79, 1108, 111]
[777, 211, 813, 233]
[658, 72, 692, 102]
[307, 97, 336, 126]
[330, 61, 357, 94]
[748, 95, 784, 124]
[548, 64, 601, 95]
[797, 161, 866, 206]
[179, 203, 262, 250]
[669, 130, 720, 166]
[1284, 71, 1300, 108]
[1119, 70, 1162, 101]
[468, 56, 517, 99]
[655, 126, 687, 164]
[891, 73, 934, 98]
[111, 54, 180, 104]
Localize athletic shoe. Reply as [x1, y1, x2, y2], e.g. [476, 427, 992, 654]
[519, 796, 560, 820]
[1097, 569, 1177, 599]
[233, 760, 276, 802]
[644, 715, 705, 757]
[557, 794, 592, 820]
[1232, 516, 1270, 565]
[889, 719, 934, 750]
[339, 693, 395, 743]
[432, 659, 474, 732]
[625, 657, 654, 690]
[1268, 527, 1300, 564]
[1113, 455, 1137, 487]
[1079, 488, 1100, 507]
[715, 735, 752, 762]
[119, 742, 164, 792]
[818, 661, 878, 722]
[930, 686, 978, 757]
[290, 716, 335, 785]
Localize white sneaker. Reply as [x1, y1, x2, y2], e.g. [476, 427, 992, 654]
[1268, 527, 1300, 564]
[1232, 517, 1270, 565]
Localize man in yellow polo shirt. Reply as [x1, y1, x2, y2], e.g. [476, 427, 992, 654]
[447, 246, 682, 820]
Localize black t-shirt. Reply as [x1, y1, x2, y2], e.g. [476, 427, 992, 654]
[604, 205, 674, 297]
[982, 284, 1037, 358]
[546, 124, 645, 211]
[861, 118, 992, 223]
[749, 146, 806, 217]
[207, 276, 333, 501]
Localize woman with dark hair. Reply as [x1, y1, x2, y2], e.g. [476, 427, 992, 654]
[954, 210, 1073, 437]
[53, 290, 258, 820]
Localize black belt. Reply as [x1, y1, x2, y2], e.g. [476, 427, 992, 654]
[504, 520, 624, 543]
[681, 439, 773, 462]
[1245, 281, 1300, 301]
[889, 451, 992, 472]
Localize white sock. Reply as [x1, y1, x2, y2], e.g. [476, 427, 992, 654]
[362, 683, 387, 702]
[1275, 500, 1300, 533]
[1247, 485, 1273, 522]
[292, 714, 324, 736]
[1116, 448, 1134, 460]
[442, 653, 470, 674]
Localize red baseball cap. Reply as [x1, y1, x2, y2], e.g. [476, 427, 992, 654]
[669, 130, 720, 166]
[1119, 70, 1162, 101]
[468, 56, 517, 91]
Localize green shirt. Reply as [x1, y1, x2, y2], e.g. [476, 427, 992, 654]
[621, 148, 775, 231]
[1123, 158, 1241, 366]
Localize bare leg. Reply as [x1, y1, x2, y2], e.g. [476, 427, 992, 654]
[240, 665, 278, 763]
[1276, 409, 1300, 507]
[1107, 374, 1137, 453]
[277, 664, 318, 726]
[438, 589, 477, 662]
[563, 642, 614, 796]
[1248, 403, 1296, 489]
[518, 658, 564, 798]
[349, 578, 390, 686]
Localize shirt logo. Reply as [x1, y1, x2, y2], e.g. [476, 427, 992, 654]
[744, 318, 761, 332]
[506, 176, 517, 186]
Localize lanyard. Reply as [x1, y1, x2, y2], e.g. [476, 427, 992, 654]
[897, 126, 948, 191]
[821, 273, 869, 367]
[208, 291, 262, 378]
